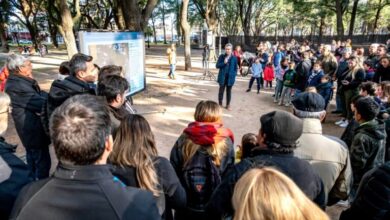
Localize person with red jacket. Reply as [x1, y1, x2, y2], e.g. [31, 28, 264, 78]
[0, 66, 9, 92]
[233, 45, 243, 75]
[263, 62, 275, 88]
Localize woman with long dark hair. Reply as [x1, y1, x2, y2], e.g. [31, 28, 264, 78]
[110, 114, 186, 220]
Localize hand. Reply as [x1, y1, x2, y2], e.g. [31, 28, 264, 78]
[342, 80, 349, 85]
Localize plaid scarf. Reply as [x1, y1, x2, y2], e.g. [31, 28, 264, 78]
[183, 122, 234, 145]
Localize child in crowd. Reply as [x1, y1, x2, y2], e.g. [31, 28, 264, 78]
[263, 62, 274, 88]
[279, 61, 296, 106]
[307, 61, 324, 87]
[58, 61, 70, 81]
[363, 60, 375, 82]
[246, 58, 263, 94]
[273, 58, 288, 103]
[316, 74, 333, 110]
[235, 133, 258, 163]
[305, 86, 317, 93]
[341, 95, 363, 149]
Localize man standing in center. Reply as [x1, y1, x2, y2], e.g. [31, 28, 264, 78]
[216, 43, 238, 110]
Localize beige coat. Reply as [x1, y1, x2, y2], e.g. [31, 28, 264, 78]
[294, 118, 352, 204]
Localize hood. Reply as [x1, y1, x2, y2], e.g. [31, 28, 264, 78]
[356, 119, 386, 139]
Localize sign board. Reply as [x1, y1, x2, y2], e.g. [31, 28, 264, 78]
[78, 31, 145, 96]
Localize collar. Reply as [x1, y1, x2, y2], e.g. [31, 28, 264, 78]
[302, 118, 323, 134]
[250, 148, 294, 157]
[54, 163, 113, 181]
[9, 73, 37, 84]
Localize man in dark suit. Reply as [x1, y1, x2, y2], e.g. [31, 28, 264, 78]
[216, 43, 238, 110]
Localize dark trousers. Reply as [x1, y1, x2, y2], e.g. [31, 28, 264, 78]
[248, 77, 261, 92]
[218, 84, 232, 106]
[26, 146, 51, 180]
[265, 80, 272, 88]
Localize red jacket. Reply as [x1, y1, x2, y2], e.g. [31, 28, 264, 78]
[263, 66, 274, 81]
[0, 66, 9, 92]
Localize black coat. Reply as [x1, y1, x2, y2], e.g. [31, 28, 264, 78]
[5, 74, 50, 149]
[206, 149, 326, 219]
[294, 59, 312, 91]
[340, 161, 390, 220]
[111, 157, 186, 220]
[0, 137, 32, 219]
[47, 75, 96, 120]
[10, 164, 160, 220]
[373, 65, 390, 83]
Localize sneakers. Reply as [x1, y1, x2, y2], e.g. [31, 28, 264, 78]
[335, 119, 345, 125]
[246, 89, 251, 92]
[273, 99, 278, 103]
[339, 121, 349, 128]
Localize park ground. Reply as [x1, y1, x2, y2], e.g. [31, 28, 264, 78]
[0, 45, 346, 219]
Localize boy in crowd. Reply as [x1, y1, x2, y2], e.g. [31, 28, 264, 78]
[307, 61, 324, 87]
[10, 95, 159, 220]
[279, 61, 296, 106]
[350, 97, 386, 199]
[246, 58, 262, 94]
[316, 74, 333, 110]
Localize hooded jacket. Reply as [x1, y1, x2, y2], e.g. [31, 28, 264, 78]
[295, 59, 312, 91]
[294, 119, 352, 205]
[350, 119, 386, 189]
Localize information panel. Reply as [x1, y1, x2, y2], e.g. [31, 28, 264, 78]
[78, 31, 145, 96]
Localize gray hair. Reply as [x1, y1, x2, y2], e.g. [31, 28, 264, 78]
[6, 54, 29, 74]
[225, 43, 233, 49]
[69, 53, 93, 76]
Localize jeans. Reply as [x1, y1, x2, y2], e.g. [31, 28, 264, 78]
[344, 89, 358, 120]
[335, 94, 342, 111]
[26, 146, 51, 180]
[168, 64, 176, 77]
[274, 79, 284, 102]
[248, 77, 261, 92]
[218, 85, 233, 106]
[280, 86, 294, 105]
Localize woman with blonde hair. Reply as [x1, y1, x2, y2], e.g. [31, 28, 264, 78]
[233, 168, 329, 220]
[110, 114, 186, 220]
[337, 56, 365, 128]
[170, 100, 235, 220]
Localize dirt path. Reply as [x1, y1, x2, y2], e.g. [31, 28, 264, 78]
[0, 45, 346, 219]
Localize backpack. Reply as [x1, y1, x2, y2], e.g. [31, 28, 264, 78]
[182, 150, 221, 212]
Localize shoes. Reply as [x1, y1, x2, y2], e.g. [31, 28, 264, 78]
[339, 121, 349, 128]
[246, 89, 251, 92]
[335, 119, 345, 125]
[285, 103, 290, 107]
[257, 90, 260, 94]
[273, 100, 278, 103]
[226, 105, 231, 111]
[168, 75, 172, 79]
[278, 102, 282, 106]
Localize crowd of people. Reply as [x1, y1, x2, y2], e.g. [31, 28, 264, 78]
[0, 37, 389, 220]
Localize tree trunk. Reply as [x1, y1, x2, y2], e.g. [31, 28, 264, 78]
[162, 2, 167, 44]
[373, 0, 383, 35]
[58, 0, 78, 58]
[348, 0, 359, 38]
[151, 16, 157, 44]
[113, 0, 125, 29]
[180, 0, 191, 70]
[176, 0, 181, 45]
[206, 0, 219, 60]
[318, 15, 325, 45]
[335, 0, 344, 40]
[0, 22, 9, 52]
[121, 0, 158, 31]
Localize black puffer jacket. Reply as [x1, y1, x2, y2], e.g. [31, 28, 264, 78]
[294, 59, 312, 91]
[350, 119, 386, 189]
[206, 148, 326, 219]
[340, 161, 390, 220]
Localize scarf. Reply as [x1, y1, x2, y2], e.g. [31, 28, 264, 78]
[183, 121, 234, 146]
